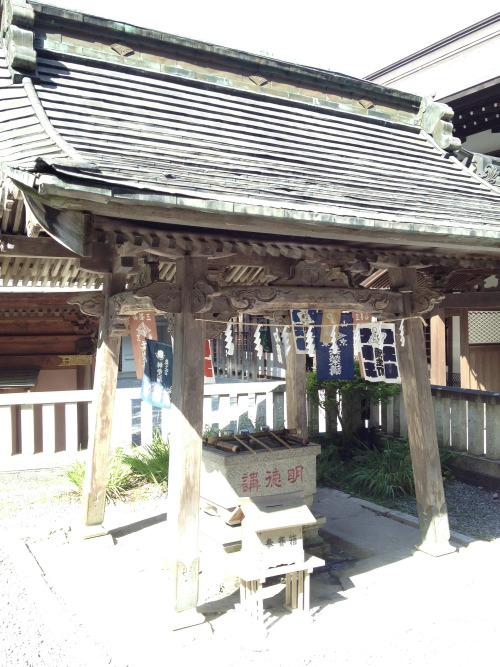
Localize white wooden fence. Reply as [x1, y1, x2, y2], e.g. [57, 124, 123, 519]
[2, 381, 498, 472]
[367, 386, 500, 460]
[0, 382, 286, 470]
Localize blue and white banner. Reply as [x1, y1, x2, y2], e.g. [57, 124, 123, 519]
[291, 309, 317, 355]
[270, 326, 287, 370]
[315, 311, 355, 380]
[141, 339, 173, 408]
[358, 323, 401, 383]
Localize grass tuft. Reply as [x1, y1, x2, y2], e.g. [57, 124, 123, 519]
[121, 430, 170, 486]
[65, 448, 136, 500]
[65, 430, 170, 500]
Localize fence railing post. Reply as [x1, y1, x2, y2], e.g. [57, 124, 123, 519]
[384, 396, 395, 436]
[486, 402, 500, 460]
[0, 405, 15, 458]
[467, 400, 485, 457]
[450, 397, 467, 452]
[42, 404, 56, 455]
[65, 403, 79, 456]
[20, 404, 35, 456]
[433, 392, 451, 449]
[272, 385, 285, 430]
[307, 392, 319, 435]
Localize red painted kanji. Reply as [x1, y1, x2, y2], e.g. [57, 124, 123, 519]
[288, 464, 304, 484]
[241, 471, 260, 493]
[265, 468, 282, 488]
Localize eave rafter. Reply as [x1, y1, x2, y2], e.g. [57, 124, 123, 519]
[3, 220, 500, 294]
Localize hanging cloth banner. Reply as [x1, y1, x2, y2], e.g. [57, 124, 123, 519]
[204, 339, 215, 384]
[258, 318, 273, 353]
[141, 339, 173, 408]
[315, 311, 355, 380]
[352, 311, 372, 326]
[282, 325, 291, 358]
[319, 310, 341, 345]
[270, 325, 287, 370]
[129, 312, 158, 379]
[358, 323, 401, 383]
[254, 324, 264, 359]
[224, 323, 234, 356]
[291, 309, 317, 354]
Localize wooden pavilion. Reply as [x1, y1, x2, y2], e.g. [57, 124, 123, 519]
[2, 0, 500, 627]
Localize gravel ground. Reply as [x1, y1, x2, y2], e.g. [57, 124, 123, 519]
[385, 478, 500, 541]
[1, 468, 499, 666]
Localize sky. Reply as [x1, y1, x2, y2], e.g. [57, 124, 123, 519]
[38, 0, 500, 79]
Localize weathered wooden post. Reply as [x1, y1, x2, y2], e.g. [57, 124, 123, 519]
[81, 275, 126, 527]
[165, 256, 207, 628]
[286, 346, 308, 437]
[430, 307, 446, 386]
[388, 268, 454, 556]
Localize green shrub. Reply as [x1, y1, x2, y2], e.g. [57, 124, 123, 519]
[121, 430, 170, 486]
[346, 438, 456, 499]
[306, 365, 400, 454]
[316, 444, 344, 486]
[348, 439, 415, 498]
[65, 449, 136, 500]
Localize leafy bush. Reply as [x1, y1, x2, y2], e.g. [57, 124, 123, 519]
[65, 430, 170, 499]
[65, 449, 136, 500]
[306, 364, 400, 454]
[317, 436, 456, 500]
[316, 444, 345, 486]
[121, 430, 170, 486]
[348, 439, 415, 498]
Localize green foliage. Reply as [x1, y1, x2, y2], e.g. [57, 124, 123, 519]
[65, 430, 170, 499]
[316, 436, 456, 501]
[65, 449, 136, 500]
[306, 364, 400, 453]
[202, 424, 220, 438]
[348, 439, 415, 498]
[316, 443, 349, 487]
[121, 429, 170, 486]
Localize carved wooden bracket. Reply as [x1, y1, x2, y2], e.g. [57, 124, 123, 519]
[195, 282, 405, 315]
[68, 293, 105, 318]
[270, 260, 350, 287]
[411, 288, 445, 315]
[135, 281, 181, 312]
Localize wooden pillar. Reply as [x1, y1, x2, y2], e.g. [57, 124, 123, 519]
[165, 256, 206, 628]
[81, 276, 125, 527]
[286, 347, 308, 436]
[388, 268, 453, 556]
[430, 307, 446, 386]
[459, 311, 470, 389]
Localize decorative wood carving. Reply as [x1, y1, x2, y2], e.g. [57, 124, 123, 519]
[109, 292, 155, 316]
[271, 260, 350, 287]
[68, 293, 105, 317]
[206, 285, 405, 314]
[411, 288, 445, 315]
[192, 279, 222, 312]
[135, 281, 181, 313]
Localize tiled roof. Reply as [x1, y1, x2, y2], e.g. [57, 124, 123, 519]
[1, 48, 499, 237]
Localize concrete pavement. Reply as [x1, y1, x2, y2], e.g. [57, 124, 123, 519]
[7, 488, 499, 666]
